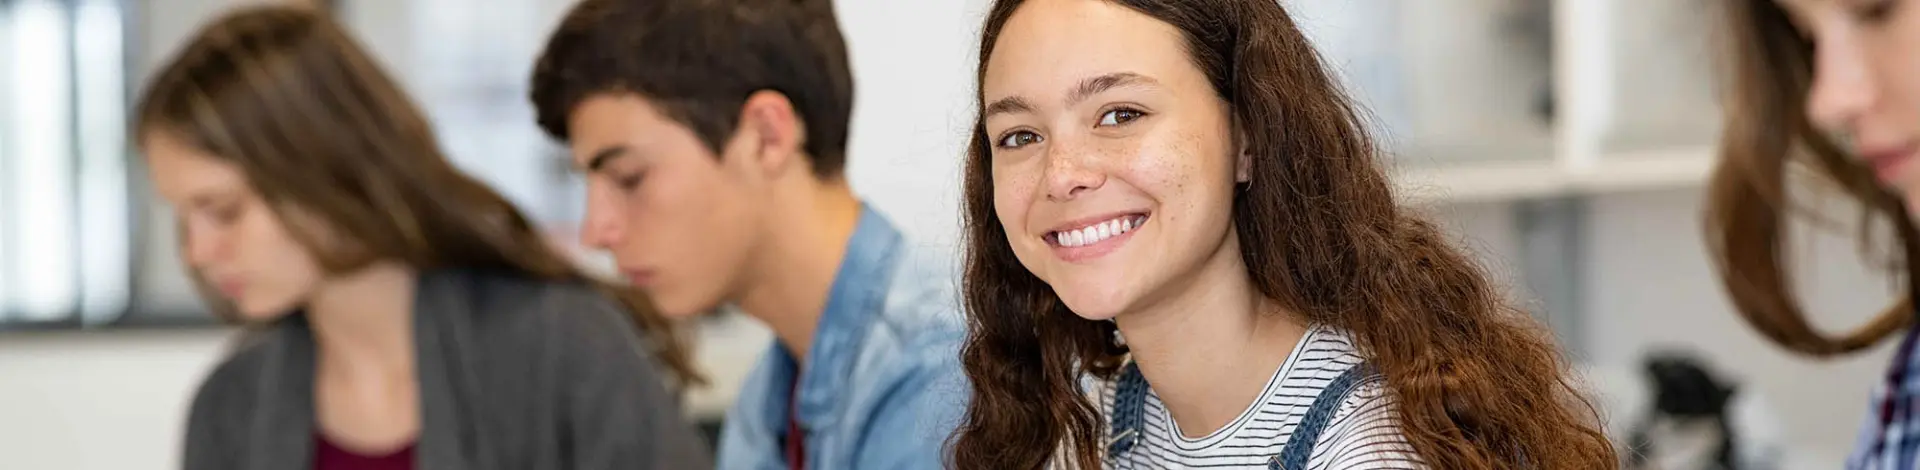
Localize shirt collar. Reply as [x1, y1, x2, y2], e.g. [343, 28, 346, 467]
[776, 203, 904, 428]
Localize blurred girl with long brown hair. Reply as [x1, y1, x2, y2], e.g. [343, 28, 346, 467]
[1707, 0, 1920, 467]
[136, 5, 707, 469]
[946, 0, 1618, 468]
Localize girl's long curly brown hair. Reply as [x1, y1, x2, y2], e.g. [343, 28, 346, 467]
[948, 1, 1618, 468]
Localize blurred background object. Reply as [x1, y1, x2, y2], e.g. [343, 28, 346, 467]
[0, 0, 1899, 468]
[1615, 351, 1790, 470]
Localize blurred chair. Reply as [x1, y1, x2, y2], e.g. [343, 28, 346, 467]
[1587, 351, 1794, 470]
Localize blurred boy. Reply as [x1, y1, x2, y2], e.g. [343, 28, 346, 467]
[528, 1, 967, 468]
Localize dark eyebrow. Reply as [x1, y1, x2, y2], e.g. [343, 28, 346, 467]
[580, 145, 629, 172]
[982, 72, 1159, 121]
[1066, 72, 1156, 108]
[983, 96, 1036, 120]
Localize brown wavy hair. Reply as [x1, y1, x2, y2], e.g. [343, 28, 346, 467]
[949, 1, 1617, 468]
[1703, 0, 1918, 358]
[132, 4, 702, 385]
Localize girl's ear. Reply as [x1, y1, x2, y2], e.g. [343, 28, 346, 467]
[1234, 120, 1252, 184]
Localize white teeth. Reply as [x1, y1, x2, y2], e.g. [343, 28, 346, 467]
[1055, 215, 1146, 247]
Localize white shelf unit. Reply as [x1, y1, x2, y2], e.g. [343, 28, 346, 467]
[1394, 146, 1716, 205]
[1287, 0, 1723, 206]
[1286, 0, 1725, 364]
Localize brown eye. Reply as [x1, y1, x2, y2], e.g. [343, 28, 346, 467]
[1098, 108, 1145, 126]
[996, 130, 1042, 149]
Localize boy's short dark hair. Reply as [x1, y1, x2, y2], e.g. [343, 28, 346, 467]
[530, 0, 854, 177]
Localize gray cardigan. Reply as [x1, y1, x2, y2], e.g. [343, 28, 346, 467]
[180, 269, 712, 470]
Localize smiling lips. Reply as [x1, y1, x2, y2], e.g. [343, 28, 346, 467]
[1047, 212, 1149, 248]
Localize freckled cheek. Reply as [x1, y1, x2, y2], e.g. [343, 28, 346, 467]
[990, 166, 1037, 237]
[1127, 130, 1237, 233]
[1117, 139, 1202, 201]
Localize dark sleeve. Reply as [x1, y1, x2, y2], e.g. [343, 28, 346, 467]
[554, 294, 713, 469]
[181, 355, 251, 470]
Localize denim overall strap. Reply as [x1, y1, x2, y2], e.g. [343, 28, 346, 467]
[1272, 364, 1379, 470]
[1106, 362, 1150, 459]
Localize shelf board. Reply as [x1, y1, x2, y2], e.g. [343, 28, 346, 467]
[1393, 145, 1716, 204]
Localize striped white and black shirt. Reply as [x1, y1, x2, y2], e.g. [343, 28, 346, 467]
[1079, 326, 1426, 470]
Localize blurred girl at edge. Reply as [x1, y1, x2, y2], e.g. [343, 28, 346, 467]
[137, 5, 709, 469]
[1708, 0, 1920, 467]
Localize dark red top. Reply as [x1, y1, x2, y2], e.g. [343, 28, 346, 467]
[315, 433, 415, 470]
[786, 376, 806, 470]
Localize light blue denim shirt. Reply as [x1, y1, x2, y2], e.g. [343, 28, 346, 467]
[716, 205, 969, 470]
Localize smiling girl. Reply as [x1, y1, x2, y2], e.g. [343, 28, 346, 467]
[947, 0, 1618, 468]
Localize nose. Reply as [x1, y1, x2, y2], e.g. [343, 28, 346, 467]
[578, 184, 624, 250]
[1806, 31, 1878, 134]
[1042, 140, 1106, 202]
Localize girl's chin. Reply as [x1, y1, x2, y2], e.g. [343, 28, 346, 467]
[1057, 295, 1126, 322]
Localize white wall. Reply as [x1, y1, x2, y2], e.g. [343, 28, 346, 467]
[838, 0, 982, 249]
